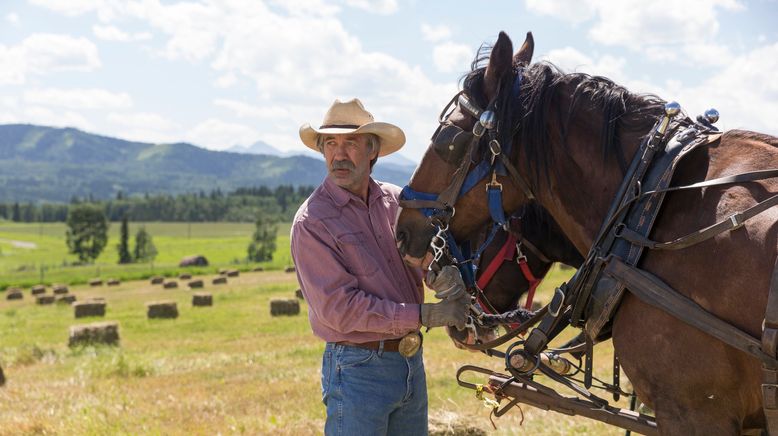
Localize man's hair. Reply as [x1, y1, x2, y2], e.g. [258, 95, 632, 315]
[316, 133, 381, 169]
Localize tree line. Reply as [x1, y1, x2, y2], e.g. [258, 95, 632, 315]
[0, 185, 315, 223]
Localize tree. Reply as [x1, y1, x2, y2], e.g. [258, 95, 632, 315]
[66, 204, 109, 263]
[247, 211, 277, 262]
[133, 226, 157, 262]
[117, 215, 132, 264]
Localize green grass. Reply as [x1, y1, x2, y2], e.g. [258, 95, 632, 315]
[0, 265, 629, 435]
[0, 222, 293, 290]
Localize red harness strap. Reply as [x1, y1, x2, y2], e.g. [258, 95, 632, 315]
[476, 231, 542, 317]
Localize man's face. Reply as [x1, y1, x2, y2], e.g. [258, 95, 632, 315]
[321, 134, 377, 195]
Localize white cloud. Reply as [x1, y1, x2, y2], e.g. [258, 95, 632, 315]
[421, 23, 452, 43]
[92, 24, 152, 42]
[433, 42, 474, 73]
[671, 42, 778, 137]
[186, 118, 260, 150]
[543, 46, 627, 82]
[6, 12, 20, 25]
[343, 0, 399, 15]
[525, 0, 596, 24]
[0, 33, 101, 85]
[22, 106, 94, 131]
[105, 111, 181, 143]
[214, 99, 291, 120]
[27, 0, 103, 16]
[24, 87, 132, 110]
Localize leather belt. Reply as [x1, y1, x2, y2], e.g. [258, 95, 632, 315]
[336, 332, 423, 357]
[337, 338, 403, 352]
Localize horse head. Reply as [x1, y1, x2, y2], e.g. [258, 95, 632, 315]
[445, 203, 584, 349]
[396, 31, 536, 269]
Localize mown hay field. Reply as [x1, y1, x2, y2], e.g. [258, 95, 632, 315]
[0, 264, 631, 435]
[0, 222, 293, 290]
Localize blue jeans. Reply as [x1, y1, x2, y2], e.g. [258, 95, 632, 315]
[321, 342, 428, 435]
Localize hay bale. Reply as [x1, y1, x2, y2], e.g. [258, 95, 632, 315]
[226, 269, 239, 277]
[6, 290, 23, 300]
[74, 301, 106, 318]
[56, 294, 77, 305]
[106, 279, 120, 286]
[270, 299, 300, 316]
[252, 266, 264, 272]
[284, 266, 296, 273]
[7, 286, 22, 293]
[0, 364, 4, 387]
[31, 285, 46, 295]
[36, 295, 55, 305]
[178, 273, 192, 280]
[68, 321, 119, 347]
[150, 276, 164, 285]
[212, 276, 227, 285]
[179, 255, 208, 267]
[218, 268, 228, 275]
[188, 279, 204, 289]
[53, 284, 69, 294]
[88, 278, 102, 287]
[295, 289, 304, 300]
[192, 293, 212, 307]
[163, 280, 178, 289]
[146, 301, 178, 319]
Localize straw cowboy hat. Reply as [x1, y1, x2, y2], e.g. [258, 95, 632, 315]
[299, 98, 405, 157]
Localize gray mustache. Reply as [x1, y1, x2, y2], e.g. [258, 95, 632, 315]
[332, 160, 355, 170]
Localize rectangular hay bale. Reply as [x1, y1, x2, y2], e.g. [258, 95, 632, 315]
[68, 321, 119, 347]
[146, 301, 178, 319]
[74, 301, 106, 318]
[270, 298, 300, 316]
[192, 293, 213, 307]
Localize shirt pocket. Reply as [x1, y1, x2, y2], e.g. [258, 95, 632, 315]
[336, 232, 379, 277]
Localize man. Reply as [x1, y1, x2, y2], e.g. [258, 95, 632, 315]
[291, 98, 470, 435]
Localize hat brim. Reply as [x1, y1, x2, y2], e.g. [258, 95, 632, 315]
[299, 121, 406, 157]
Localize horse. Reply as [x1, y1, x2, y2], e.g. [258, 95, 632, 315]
[446, 204, 583, 349]
[397, 31, 778, 434]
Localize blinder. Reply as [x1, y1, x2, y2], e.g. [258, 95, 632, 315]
[432, 124, 476, 165]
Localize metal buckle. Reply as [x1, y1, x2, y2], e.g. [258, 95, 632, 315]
[398, 332, 422, 358]
[486, 172, 503, 192]
[515, 242, 527, 264]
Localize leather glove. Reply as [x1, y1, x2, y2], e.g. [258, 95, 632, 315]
[425, 265, 467, 300]
[420, 293, 470, 330]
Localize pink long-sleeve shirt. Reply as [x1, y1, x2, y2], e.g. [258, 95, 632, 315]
[290, 176, 424, 343]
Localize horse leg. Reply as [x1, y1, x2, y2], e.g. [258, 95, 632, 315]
[612, 293, 763, 436]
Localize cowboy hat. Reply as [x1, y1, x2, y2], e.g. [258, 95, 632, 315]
[299, 98, 405, 157]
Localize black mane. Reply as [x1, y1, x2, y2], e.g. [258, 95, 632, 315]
[462, 59, 666, 192]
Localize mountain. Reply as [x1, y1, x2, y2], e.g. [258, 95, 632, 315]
[228, 139, 418, 172]
[0, 124, 414, 203]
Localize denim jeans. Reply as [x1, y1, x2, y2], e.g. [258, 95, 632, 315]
[321, 342, 428, 436]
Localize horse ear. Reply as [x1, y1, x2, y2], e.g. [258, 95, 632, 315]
[514, 32, 534, 66]
[484, 31, 514, 101]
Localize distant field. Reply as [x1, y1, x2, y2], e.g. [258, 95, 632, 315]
[0, 221, 293, 290]
[0, 266, 629, 435]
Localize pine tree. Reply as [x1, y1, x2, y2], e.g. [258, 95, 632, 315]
[133, 226, 157, 262]
[247, 211, 277, 262]
[117, 215, 132, 264]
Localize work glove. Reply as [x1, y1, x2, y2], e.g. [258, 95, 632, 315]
[420, 292, 470, 330]
[425, 265, 467, 300]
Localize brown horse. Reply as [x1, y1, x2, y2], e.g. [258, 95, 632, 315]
[447, 204, 583, 348]
[397, 31, 778, 434]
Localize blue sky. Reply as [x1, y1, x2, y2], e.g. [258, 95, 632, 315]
[1, 0, 776, 161]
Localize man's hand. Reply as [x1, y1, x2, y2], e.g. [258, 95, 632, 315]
[425, 265, 467, 300]
[420, 293, 470, 330]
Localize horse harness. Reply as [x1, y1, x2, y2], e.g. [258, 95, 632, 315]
[402, 66, 778, 432]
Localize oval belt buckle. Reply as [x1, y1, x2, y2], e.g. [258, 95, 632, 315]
[398, 332, 422, 358]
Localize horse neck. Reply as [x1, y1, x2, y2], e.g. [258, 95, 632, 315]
[523, 79, 653, 253]
[518, 207, 584, 268]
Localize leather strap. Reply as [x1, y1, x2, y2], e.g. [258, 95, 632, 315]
[762, 253, 778, 434]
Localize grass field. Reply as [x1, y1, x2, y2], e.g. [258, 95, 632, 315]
[0, 221, 293, 290]
[0, 264, 632, 435]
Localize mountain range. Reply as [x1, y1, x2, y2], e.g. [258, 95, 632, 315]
[0, 124, 416, 203]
